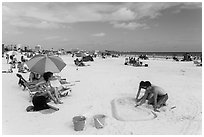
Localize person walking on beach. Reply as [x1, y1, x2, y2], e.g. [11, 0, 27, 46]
[135, 81, 168, 112]
[6, 54, 9, 64]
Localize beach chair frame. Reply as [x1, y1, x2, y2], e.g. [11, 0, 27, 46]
[16, 73, 38, 101]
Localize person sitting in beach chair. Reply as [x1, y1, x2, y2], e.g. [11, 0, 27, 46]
[124, 57, 129, 65]
[135, 81, 168, 112]
[16, 73, 41, 100]
[74, 58, 85, 66]
[193, 60, 202, 66]
[17, 62, 27, 73]
[29, 71, 42, 82]
[50, 74, 73, 86]
[37, 72, 72, 104]
[132, 58, 141, 66]
[26, 85, 59, 112]
[35, 72, 63, 104]
[48, 74, 72, 97]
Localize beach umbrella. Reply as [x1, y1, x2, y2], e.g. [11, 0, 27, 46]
[25, 54, 66, 75]
[76, 52, 87, 57]
[6, 51, 18, 56]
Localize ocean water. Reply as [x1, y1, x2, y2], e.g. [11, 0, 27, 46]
[121, 52, 202, 58]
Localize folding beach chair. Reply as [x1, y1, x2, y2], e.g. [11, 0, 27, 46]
[17, 74, 72, 101]
[16, 73, 39, 101]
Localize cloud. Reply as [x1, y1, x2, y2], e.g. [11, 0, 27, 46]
[173, 2, 202, 13]
[92, 32, 106, 37]
[180, 2, 202, 9]
[2, 2, 201, 30]
[111, 22, 149, 30]
[10, 19, 62, 29]
[106, 7, 135, 21]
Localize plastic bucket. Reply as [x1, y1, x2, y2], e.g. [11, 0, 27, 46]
[93, 114, 106, 129]
[72, 116, 86, 131]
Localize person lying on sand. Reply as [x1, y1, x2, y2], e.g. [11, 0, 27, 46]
[135, 81, 168, 112]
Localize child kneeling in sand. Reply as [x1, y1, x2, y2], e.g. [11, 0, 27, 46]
[135, 81, 168, 112]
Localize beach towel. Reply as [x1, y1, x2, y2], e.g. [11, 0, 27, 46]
[26, 105, 58, 114]
[50, 79, 61, 88]
[50, 79, 72, 96]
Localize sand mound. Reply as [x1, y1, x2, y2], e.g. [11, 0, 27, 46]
[111, 97, 156, 121]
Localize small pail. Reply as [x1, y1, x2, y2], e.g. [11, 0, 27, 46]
[72, 116, 86, 131]
[93, 114, 106, 129]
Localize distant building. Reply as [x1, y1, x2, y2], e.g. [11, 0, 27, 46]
[16, 44, 21, 50]
[2, 43, 4, 56]
[35, 45, 42, 52]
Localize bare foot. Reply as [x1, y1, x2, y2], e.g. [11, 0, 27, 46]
[58, 100, 63, 104]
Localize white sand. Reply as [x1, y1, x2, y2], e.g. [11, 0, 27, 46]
[1, 55, 202, 135]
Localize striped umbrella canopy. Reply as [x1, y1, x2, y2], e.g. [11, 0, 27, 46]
[6, 50, 18, 56]
[25, 54, 66, 75]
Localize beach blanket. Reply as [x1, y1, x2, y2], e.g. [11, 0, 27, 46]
[111, 97, 156, 121]
[26, 105, 58, 114]
[39, 108, 57, 114]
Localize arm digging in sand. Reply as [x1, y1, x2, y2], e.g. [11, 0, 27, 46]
[135, 81, 168, 112]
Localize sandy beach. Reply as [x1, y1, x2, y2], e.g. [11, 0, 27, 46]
[2, 55, 202, 135]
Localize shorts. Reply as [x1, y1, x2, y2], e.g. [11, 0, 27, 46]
[148, 93, 168, 105]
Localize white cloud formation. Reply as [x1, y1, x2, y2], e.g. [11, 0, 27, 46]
[2, 2, 201, 30]
[10, 19, 61, 29]
[92, 32, 106, 37]
[107, 7, 135, 21]
[173, 2, 202, 13]
[111, 22, 149, 30]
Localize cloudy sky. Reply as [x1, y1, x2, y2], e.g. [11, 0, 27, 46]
[2, 2, 202, 52]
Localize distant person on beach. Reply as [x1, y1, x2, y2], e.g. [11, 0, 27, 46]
[135, 58, 141, 66]
[74, 58, 85, 66]
[6, 54, 9, 64]
[17, 62, 27, 73]
[135, 81, 168, 112]
[29, 72, 42, 82]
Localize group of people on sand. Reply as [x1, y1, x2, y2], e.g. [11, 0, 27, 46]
[5, 54, 28, 73]
[21, 56, 167, 113]
[28, 71, 168, 112]
[125, 57, 148, 67]
[74, 58, 85, 66]
[27, 70, 168, 113]
[26, 71, 71, 112]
